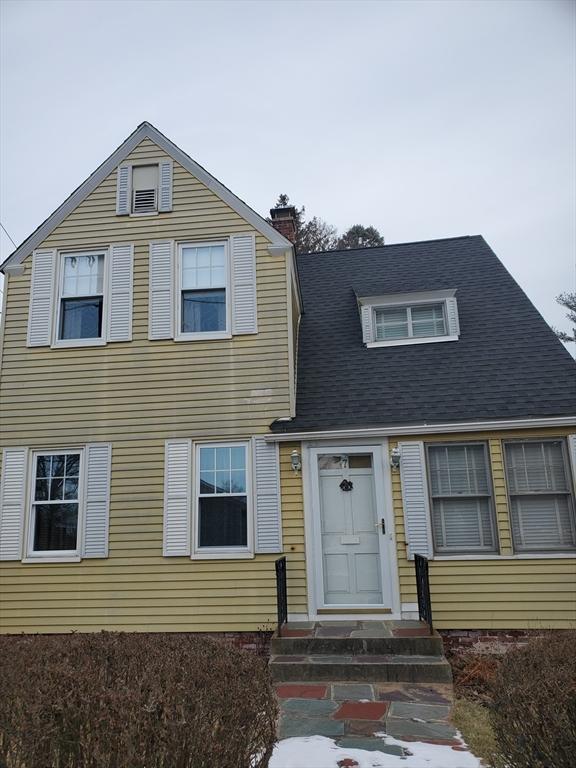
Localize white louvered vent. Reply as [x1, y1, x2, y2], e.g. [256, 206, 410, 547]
[133, 188, 157, 213]
[399, 442, 433, 560]
[254, 438, 282, 553]
[163, 440, 191, 557]
[231, 233, 257, 335]
[149, 241, 174, 340]
[83, 444, 112, 558]
[0, 448, 28, 561]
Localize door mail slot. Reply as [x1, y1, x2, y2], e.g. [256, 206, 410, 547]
[340, 535, 360, 545]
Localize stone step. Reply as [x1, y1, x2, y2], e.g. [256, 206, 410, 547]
[270, 654, 452, 684]
[271, 635, 443, 657]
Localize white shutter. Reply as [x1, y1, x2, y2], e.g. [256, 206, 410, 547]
[149, 240, 174, 340]
[399, 442, 433, 559]
[27, 249, 55, 347]
[568, 435, 576, 494]
[158, 160, 173, 212]
[83, 443, 112, 558]
[231, 233, 257, 335]
[116, 164, 131, 215]
[361, 305, 374, 344]
[446, 297, 460, 336]
[107, 243, 133, 342]
[0, 448, 28, 561]
[163, 440, 191, 556]
[254, 438, 282, 553]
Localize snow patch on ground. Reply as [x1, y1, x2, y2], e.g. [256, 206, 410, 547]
[270, 734, 481, 768]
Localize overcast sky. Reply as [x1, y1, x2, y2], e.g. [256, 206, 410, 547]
[1, 0, 574, 346]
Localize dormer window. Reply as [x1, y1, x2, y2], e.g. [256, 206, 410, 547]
[375, 303, 446, 341]
[132, 164, 158, 214]
[359, 289, 460, 348]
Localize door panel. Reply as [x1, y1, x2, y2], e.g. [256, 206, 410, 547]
[318, 453, 383, 605]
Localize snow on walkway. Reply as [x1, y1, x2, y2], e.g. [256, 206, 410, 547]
[270, 734, 481, 768]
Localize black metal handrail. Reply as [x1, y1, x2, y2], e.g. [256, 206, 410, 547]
[414, 554, 433, 634]
[275, 556, 288, 637]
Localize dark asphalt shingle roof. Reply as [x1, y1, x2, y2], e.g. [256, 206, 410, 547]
[272, 235, 576, 433]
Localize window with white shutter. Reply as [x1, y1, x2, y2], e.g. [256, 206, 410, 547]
[176, 241, 230, 340]
[426, 443, 498, 554]
[358, 289, 460, 348]
[504, 439, 576, 552]
[116, 161, 172, 216]
[193, 442, 252, 557]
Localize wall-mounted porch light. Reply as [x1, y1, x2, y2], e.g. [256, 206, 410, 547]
[390, 446, 401, 470]
[290, 449, 302, 473]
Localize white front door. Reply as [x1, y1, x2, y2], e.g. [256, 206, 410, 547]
[312, 448, 394, 608]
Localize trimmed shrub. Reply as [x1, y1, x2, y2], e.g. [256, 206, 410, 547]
[490, 631, 576, 768]
[0, 632, 278, 768]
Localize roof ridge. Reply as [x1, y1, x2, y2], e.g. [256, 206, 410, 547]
[298, 234, 480, 257]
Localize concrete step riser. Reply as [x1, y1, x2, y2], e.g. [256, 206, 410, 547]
[270, 637, 443, 657]
[270, 661, 452, 684]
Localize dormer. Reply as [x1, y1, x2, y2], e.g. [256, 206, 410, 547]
[358, 288, 460, 348]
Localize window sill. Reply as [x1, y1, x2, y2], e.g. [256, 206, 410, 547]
[367, 335, 458, 349]
[433, 553, 576, 561]
[191, 551, 254, 560]
[22, 556, 81, 564]
[129, 211, 158, 217]
[52, 338, 106, 349]
[175, 332, 232, 342]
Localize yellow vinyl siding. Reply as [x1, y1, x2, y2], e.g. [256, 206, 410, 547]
[274, 427, 575, 630]
[0, 138, 294, 634]
[279, 442, 307, 614]
[392, 427, 576, 629]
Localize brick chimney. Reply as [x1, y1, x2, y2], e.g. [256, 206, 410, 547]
[270, 206, 297, 243]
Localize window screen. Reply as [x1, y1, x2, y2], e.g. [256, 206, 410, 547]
[504, 440, 576, 552]
[427, 443, 497, 553]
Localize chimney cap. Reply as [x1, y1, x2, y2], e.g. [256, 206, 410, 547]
[270, 206, 297, 221]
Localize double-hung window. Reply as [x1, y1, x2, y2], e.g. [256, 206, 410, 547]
[426, 442, 498, 554]
[57, 251, 105, 343]
[375, 303, 446, 341]
[196, 443, 251, 554]
[504, 440, 576, 552]
[28, 451, 81, 557]
[178, 241, 229, 338]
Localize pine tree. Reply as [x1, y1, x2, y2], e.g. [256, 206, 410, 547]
[553, 292, 576, 343]
[336, 224, 384, 249]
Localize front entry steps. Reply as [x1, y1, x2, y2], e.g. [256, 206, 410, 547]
[270, 620, 452, 684]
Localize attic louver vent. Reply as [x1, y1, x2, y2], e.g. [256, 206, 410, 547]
[133, 188, 157, 213]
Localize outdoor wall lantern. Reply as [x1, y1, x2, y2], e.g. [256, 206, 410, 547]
[290, 450, 302, 473]
[390, 446, 401, 470]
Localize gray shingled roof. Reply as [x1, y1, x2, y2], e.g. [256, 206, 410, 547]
[271, 235, 576, 433]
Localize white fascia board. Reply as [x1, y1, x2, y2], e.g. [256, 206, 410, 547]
[264, 416, 576, 442]
[357, 288, 457, 307]
[1, 122, 291, 271]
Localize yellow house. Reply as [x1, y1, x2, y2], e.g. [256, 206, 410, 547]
[0, 123, 575, 639]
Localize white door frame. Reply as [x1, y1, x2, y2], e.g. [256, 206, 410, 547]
[302, 439, 401, 621]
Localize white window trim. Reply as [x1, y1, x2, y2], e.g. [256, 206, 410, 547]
[174, 240, 232, 342]
[503, 437, 576, 555]
[25, 448, 85, 562]
[191, 440, 254, 559]
[425, 441, 499, 556]
[52, 249, 109, 348]
[367, 335, 459, 349]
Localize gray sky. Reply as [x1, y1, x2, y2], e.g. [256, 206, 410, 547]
[1, 0, 575, 346]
